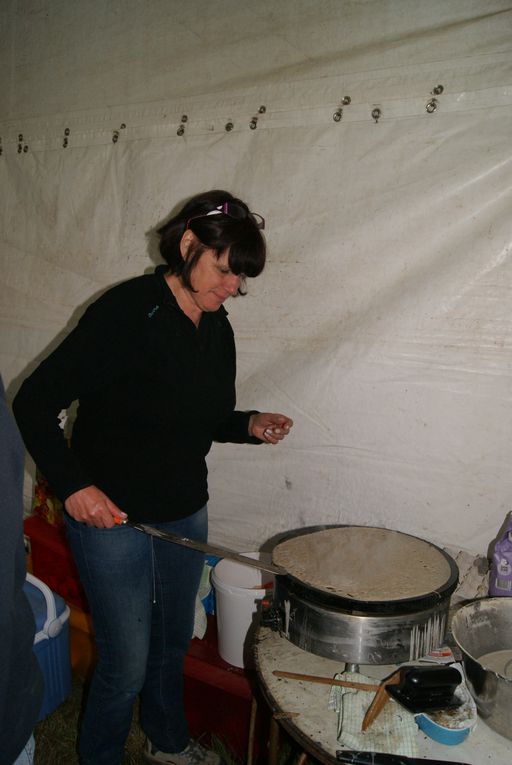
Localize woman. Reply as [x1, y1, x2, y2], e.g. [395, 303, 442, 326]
[13, 190, 293, 765]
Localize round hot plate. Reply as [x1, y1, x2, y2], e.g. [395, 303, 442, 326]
[272, 524, 458, 615]
[270, 525, 459, 663]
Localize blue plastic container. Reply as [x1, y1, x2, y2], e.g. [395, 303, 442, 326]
[412, 662, 478, 745]
[416, 712, 472, 745]
[23, 573, 72, 720]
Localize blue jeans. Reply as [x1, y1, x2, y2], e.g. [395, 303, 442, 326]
[65, 507, 207, 765]
[12, 734, 35, 765]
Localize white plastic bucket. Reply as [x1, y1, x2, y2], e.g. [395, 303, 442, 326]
[212, 553, 273, 668]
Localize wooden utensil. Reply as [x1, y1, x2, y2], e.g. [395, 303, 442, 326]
[361, 669, 402, 731]
[272, 670, 380, 692]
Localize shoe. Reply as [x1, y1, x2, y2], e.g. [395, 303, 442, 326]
[142, 738, 225, 765]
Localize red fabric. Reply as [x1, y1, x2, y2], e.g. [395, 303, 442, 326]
[24, 515, 89, 611]
[184, 617, 268, 760]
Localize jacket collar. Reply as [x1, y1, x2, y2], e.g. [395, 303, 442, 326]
[154, 264, 228, 318]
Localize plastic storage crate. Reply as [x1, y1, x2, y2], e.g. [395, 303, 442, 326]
[23, 573, 72, 720]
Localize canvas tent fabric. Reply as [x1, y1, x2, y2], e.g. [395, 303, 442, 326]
[1, 0, 512, 557]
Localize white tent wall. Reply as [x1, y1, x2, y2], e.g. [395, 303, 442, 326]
[1, 1, 512, 557]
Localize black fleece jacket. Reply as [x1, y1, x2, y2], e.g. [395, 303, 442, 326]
[14, 266, 260, 523]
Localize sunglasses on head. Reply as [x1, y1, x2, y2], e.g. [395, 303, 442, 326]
[186, 202, 265, 230]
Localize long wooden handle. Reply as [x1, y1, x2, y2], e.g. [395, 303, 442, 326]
[272, 670, 380, 692]
[361, 668, 402, 731]
[361, 684, 390, 731]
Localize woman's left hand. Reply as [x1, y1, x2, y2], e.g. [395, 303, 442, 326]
[249, 413, 293, 444]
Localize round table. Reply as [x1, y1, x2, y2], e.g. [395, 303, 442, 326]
[255, 627, 349, 764]
[254, 626, 512, 765]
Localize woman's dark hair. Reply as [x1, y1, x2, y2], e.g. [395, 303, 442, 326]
[157, 190, 266, 293]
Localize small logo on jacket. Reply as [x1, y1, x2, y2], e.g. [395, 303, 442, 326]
[148, 305, 160, 318]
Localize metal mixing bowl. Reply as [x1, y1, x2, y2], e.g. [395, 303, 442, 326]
[451, 597, 512, 741]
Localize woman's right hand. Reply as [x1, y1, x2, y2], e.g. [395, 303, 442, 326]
[64, 485, 127, 528]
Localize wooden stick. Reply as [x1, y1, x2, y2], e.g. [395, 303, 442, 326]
[246, 696, 257, 765]
[272, 670, 380, 692]
[361, 684, 390, 732]
[269, 717, 280, 765]
[361, 668, 402, 732]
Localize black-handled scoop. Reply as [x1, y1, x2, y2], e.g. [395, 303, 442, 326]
[386, 665, 462, 713]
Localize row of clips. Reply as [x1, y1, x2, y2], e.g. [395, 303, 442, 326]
[176, 105, 267, 136]
[333, 85, 444, 123]
[1, 86, 444, 154]
[3, 108, 268, 153]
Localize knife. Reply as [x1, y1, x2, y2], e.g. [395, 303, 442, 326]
[336, 751, 473, 765]
[114, 518, 286, 576]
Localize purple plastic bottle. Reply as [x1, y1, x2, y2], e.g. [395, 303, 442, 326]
[489, 512, 512, 597]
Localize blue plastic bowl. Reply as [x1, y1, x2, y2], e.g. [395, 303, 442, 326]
[416, 712, 472, 745]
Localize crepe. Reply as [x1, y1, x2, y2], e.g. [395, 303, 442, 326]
[272, 526, 451, 601]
